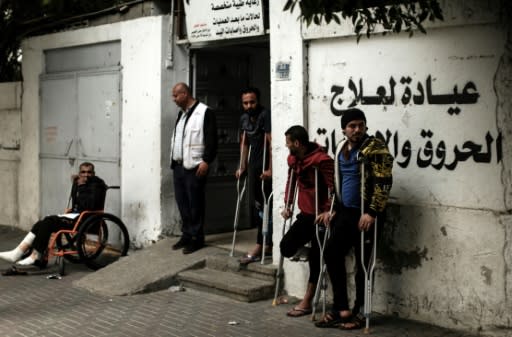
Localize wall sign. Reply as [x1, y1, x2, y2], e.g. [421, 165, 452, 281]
[184, 0, 265, 43]
[275, 62, 291, 81]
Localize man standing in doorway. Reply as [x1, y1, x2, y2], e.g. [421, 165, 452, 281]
[170, 82, 218, 254]
[236, 87, 273, 264]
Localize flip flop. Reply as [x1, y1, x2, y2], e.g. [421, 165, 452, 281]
[339, 313, 365, 330]
[286, 306, 312, 317]
[2, 266, 28, 276]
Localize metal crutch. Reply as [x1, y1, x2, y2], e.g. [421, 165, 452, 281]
[261, 134, 273, 264]
[311, 197, 335, 321]
[230, 132, 250, 257]
[261, 191, 273, 264]
[272, 170, 298, 306]
[311, 167, 336, 321]
[359, 154, 378, 333]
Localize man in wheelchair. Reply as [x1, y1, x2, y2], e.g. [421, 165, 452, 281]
[0, 162, 106, 267]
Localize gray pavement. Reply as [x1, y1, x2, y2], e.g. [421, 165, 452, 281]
[0, 225, 483, 337]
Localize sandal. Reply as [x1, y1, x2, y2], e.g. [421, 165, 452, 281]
[286, 306, 312, 317]
[340, 313, 365, 330]
[239, 254, 259, 265]
[2, 266, 28, 276]
[314, 310, 352, 328]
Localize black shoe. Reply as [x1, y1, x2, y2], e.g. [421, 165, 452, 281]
[172, 237, 189, 250]
[182, 240, 204, 254]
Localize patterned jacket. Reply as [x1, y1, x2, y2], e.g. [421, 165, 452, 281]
[334, 135, 393, 217]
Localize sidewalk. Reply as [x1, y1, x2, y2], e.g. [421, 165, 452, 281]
[0, 225, 481, 337]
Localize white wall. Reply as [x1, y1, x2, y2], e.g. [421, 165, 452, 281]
[20, 16, 174, 247]
[120, 16, 165, 247]
[270, 0, 512, 334]
[269, 0, 311, 297]
[0, 82, 21, 226]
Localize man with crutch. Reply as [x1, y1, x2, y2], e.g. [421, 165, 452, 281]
[315, 108, 393, 330]
[279, 125, 334, 317]
[235, 87, 273, 265]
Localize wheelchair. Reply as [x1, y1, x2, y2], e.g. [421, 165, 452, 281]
[46, 186, 130, 275]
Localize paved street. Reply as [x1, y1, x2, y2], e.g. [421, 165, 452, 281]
[0, 226, 478, 337]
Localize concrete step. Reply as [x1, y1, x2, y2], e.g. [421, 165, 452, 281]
[205, 253, 277, 282]
[178, 267, 275, 302]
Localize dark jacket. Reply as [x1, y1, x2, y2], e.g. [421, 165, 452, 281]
[70, 176, 107, 212]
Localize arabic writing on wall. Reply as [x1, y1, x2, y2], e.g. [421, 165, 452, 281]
[311, 75, 501, 171]
[330, 75, 479, 115]
[315, 127, 502, 171]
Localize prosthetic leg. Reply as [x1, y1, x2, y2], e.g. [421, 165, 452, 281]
[359, 155, 378, 333]
[230, 132, 250, 257]
[272, 170, 297, 306]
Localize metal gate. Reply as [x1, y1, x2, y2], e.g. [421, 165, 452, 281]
[40, 69, 121, 217]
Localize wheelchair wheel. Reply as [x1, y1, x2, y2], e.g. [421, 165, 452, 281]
[55, 232, 81, 263]
[77, 213, 129, 270]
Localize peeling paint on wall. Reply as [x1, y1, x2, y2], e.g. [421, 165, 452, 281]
[480, 266, 492, 285]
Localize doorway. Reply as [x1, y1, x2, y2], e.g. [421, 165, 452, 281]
[192, 43, 270, 234]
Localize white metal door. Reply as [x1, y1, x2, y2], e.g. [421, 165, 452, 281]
[40, 69, 121, 217]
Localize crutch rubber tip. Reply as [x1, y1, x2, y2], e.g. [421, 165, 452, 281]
[363, 328, 370, 334]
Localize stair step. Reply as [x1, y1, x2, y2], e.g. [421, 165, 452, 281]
[178, 267, 275, 302]
[205, 253, 277, 282]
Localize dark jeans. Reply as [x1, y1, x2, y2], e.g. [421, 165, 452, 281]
[325, 207, 377, 313]
[31, 215, 75, 253]
[279, 213, 322, 284]
[173, 164, 207, 243]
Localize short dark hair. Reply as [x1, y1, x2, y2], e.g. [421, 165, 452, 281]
[240, 87, 261, 101]
[341, 108, 366, 129]
[79, 162, 95, 174]
[285, 125, 309, 145]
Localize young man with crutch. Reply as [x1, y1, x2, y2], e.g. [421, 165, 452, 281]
[315, 108, 393, 330]
[279, 125, 334, 317]
[235, 87, 273, 264]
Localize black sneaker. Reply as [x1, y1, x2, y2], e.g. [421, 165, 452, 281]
[182, 240, 204, 254]
[172, 237, 189, 250]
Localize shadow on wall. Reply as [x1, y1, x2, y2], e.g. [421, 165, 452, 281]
[378, 204, 430, 274]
